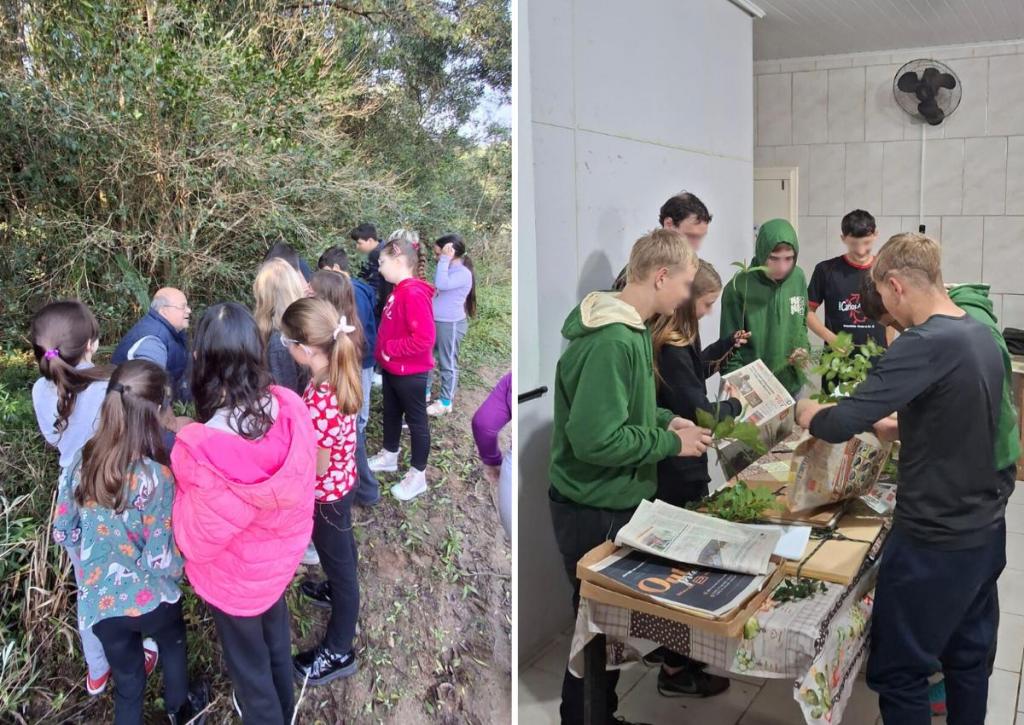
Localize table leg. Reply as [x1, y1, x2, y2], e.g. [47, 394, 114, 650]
[584, 633, 607, 725]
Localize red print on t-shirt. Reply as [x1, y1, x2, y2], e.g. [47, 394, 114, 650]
[303, 382, 358, 502]
[841, 293, 869, 325]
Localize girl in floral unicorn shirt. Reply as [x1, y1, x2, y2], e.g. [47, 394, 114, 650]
[53, 360, 208, 725]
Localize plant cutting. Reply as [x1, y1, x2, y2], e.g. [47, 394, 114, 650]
[809, 331, 884, 403]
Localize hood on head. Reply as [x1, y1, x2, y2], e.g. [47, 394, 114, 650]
[561, 291, 646, 341]
[753, 219, 800, 278]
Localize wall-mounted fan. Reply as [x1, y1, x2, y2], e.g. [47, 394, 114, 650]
[893, 59, 962, 126]
[892, 59, 963, 233]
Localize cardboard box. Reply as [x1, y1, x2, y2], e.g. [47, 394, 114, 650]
[782, 514, 886, 585]
[576, 541, 786, 638]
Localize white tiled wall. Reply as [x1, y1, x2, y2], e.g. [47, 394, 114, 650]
[520, 0, 757, 664]
[755, 39, 1024, 326]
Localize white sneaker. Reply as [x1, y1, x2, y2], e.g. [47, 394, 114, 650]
[390, 468, 427, 502]
[368, 448, 399, 472]
[302, 542, 320, 566]
[427, 401, 451, 417]
[372, 373, 383, 387]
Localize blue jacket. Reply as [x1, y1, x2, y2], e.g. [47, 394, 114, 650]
[353, 279, 377, 369]
[112, 309, 191, 401]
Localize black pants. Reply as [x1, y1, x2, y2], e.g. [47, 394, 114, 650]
[210, 594, 294, 725]
[313, 496, 360, 654]
[549, 489, 636, 724]
[867, 522, 1006, 725]
[93, 600, 188, 725]
[382, 370, 430, 470]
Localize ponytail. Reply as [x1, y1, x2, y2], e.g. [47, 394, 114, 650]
[30, 301, 112, 435]
[281, 297, 362, 415]
[78, 360, 169, 513]
[327, 318, 363, 416]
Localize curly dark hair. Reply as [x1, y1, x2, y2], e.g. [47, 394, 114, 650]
[190, 302, 274, 440]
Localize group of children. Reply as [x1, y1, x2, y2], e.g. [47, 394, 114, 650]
[31, 225, 481, 724]
[550, 191, 1017, 723]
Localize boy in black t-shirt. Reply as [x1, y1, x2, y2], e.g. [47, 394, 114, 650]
[807, 209, 890, 349]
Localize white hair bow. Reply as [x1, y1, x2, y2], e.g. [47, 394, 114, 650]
[332, 315, 356, 340]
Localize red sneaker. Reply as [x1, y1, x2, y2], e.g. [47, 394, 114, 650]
[86, 669, 110, 696]
[143, 639, 159, 677]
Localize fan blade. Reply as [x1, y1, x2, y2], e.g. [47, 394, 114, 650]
[918, 98, 945, 125]
[937, 72, 957, 90]
[897, 71, 920, 92]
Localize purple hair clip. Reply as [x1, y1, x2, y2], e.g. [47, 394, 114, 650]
[44, 348, 60, 360]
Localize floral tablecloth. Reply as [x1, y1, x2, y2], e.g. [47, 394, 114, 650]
[569, 550, 882, 724]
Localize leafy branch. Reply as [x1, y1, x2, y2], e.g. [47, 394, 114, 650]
[810, 332, 884, 403]
[692, 480, 782, 523]
[772, 577, 827, 604]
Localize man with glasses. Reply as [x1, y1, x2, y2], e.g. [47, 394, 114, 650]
[113, 288, 193, 403]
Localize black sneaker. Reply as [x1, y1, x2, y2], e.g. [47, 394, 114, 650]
[300, 580, 331, 610]
[293, 645, 358, 685]
[167, 681, 210, 725]
[657, 662, 730, 698]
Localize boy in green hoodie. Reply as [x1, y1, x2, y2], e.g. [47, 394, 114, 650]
[720, 218, 811, 396]
[549, 228, 713, 725]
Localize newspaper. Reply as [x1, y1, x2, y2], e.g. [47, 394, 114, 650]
[722, 359, 795, 428]
[590, 548, 767, 618]
[787, 433, 893, 512]
[613, 500, 781, 575]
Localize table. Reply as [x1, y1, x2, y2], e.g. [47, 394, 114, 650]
[569, 459, 892, 724]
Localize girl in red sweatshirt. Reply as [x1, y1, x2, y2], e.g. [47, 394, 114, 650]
[368, 230, 436, 501]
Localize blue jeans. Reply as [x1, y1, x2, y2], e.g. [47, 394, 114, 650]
[354, 366, 379, 505]
[867, 522, 1005, 725]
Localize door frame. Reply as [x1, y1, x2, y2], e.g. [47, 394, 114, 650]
[754, 166, 800, 235]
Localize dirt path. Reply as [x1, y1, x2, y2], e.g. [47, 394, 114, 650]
[29, 367, 511, 724]
[292, 365, 512, 724]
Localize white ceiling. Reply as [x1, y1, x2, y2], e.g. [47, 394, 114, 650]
[753, 0, 1024, 60]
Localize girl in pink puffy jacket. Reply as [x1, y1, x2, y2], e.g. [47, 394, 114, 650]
[170, 302, 317, 725]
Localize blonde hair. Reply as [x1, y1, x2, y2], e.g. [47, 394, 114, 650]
[280, 297, 362, 415]
[871, 233, 943, 289]
[651, 260, 723, 383]
[253, 258, 307, 343]
[625, 228, 698, 285]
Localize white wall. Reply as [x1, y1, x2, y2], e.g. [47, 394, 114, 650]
[753, 39, 1024, 327]
[518, 0, 757, 663]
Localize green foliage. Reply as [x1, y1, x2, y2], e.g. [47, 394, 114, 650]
[695, 408, 765, 457]
[810, 332, 885, 402]
[0, 0, 511, 345]
[701, 481, 782, 523]
[772, 577, 827, 604]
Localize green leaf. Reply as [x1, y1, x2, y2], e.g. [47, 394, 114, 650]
[811, 706, 825, 719]
[714, 416, 736, 439]
[815, 671, 827, 690]
[695, 408, 716, 430]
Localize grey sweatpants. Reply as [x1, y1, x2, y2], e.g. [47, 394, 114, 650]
[428, 319, 469, 403]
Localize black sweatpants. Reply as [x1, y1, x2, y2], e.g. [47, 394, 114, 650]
[93, 600, 188, 725]
[382, 370, 430, 470]
[867, 522, 1006, 725]
[209, 594, 294, 725]
[313, 495, 360, 654]
[548, 489, 637, 724]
